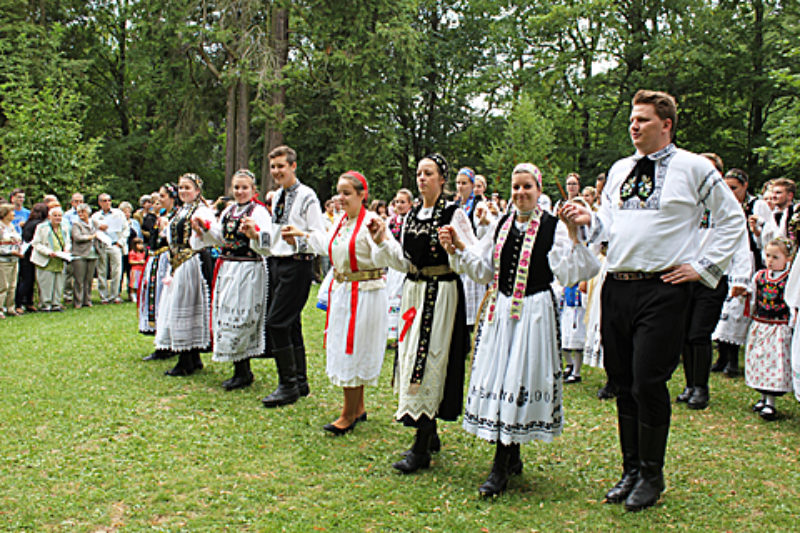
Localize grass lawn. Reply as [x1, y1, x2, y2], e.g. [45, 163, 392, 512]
[2, 287, 799, 532]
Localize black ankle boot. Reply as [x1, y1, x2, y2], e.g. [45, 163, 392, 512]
[192, 350, 203, 371]
[402, 419, 440, 457]
[479, 442, 513, 497]
[393, 420, 434, 474]
[262, 346, 300, 407]
[722, 342, 740, 377]
[143, 349, 173, 361]
[624, 422, 668, 512]
[688, 344, 711, 410]
[294, 345, 310, 397]
[165, 350, 197, 376]
[676, 344, 693, 403]
[223, 359, 254, 390]
[605, 413, 639, 503]
[508, 443, 523, 475]
[710, 342, 728, 372]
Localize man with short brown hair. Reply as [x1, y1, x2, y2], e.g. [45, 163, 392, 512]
[564, 89, 744, 511]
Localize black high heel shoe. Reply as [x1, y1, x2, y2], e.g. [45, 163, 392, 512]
[323, 420, 357, 436]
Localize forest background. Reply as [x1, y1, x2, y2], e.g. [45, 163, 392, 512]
[1, 0, 799, 205]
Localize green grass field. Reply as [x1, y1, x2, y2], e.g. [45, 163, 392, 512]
[2, 290, 799, 532]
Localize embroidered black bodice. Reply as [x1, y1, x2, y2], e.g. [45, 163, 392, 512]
[494, 211, 557, 297]
[221, 203, 257, 257]
[401, 196, 457, 269]
[752, 269, 790, 324]
[169, 203, 199, 251]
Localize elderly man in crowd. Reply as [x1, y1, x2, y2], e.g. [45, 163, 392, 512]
[91, 193, 127, 304]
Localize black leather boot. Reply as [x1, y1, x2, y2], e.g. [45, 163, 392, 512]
[624, 422, 668, 512]
[143, 349, 174, 361]
[294, 345, 310, 397]
[262, 346, 300, 407]
[479, 442, 513, 497]
[223, 359, 254, 390]
[191, 350, 203, 371]
[605, 413, 640, 503]
[393, 420, 433, 473]
[710, 342, 728, 372]
[508, 443, 523, 475]
[688, 344, 711, 410]
[165, 350, 197, 376]
[402, 419, 440, 457]
[722, 342, 740, 377]
[676, 343, 693, 403]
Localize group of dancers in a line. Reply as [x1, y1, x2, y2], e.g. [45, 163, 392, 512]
[135, 91, 800, 512]
[136, 145, 599, 498]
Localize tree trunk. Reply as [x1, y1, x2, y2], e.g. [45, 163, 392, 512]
[261, 6, 289, 195]
[747, 0, 765, 173]
[236, 78, 249, 171]
[225, 82, 237, 192]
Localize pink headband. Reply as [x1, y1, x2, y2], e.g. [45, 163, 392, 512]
[345, 170, 368, 200]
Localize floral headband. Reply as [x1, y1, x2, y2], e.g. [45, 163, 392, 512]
[513, 163, 543, 188]
[180, 173, 203, 189]
[233, 168, 257, 184]
[162, 182, 179, 201]
[724, 168, 748, 185]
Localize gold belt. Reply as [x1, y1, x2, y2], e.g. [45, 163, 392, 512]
[170, 247, 195, 271]
[152, 246, 169, 256]
[408, 264, 454, 277]
[333, 269, 383, 283]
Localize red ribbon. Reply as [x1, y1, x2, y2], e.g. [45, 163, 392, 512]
[399, 307, 417, 342]
[324, 207, 367, 354]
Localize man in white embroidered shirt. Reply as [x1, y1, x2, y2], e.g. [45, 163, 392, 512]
[563, 90, 745, 512]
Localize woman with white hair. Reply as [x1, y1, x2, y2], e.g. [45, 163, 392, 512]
[30, 206, 71, 311]
[441, 163, 599, 497]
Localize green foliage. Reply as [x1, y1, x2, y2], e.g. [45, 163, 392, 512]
[483, 95, 560, 199]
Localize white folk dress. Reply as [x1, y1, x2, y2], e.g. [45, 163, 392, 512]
[138, 210, 174, 335]
[453, 211, 600, 444]
[196, 202, 272, 363]
[582, 251, 607, 368]
[374, 198, 472, 423]
[783, 259, 800, 402]
[307, 209, 391, 387]
[744, 268, 793, 394]
[154, 202, 214, 352]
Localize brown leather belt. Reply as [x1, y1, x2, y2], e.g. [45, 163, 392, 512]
[610, 270, 668, 281]
[220, 254, 261, 262]
[408, 264, 454, 277]
[333, 269, 383, 283]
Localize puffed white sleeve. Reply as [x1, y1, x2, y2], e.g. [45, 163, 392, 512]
[785, 261, 800, 309]
[197, 205, 230, 248]
[189, 205, 218, 250]
[754, 199, 778, 247]
[305, 214, 341, 257]
[548, 220, 601, 287]
[373, 233, 410, 272]
[728, 231, 754, 291]
[450, 233, 494, 284]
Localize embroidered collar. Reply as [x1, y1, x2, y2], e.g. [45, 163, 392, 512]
[632, 143, 676, 162]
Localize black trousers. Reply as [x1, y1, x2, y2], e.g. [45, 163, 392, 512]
[266, 256, 313, 350]
[601, 277, 692, 426]
[684, 277, 728, 344]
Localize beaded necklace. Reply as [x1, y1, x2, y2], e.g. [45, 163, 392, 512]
[487, 208, 542, 322]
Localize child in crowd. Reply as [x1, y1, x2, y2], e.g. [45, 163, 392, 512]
[745, 238, 793, 421]
[128, 237, 147, 303]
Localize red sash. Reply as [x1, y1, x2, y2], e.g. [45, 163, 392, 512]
[324, 207, 367, 354]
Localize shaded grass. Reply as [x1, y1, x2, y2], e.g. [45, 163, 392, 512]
[1, 289, 799, 531]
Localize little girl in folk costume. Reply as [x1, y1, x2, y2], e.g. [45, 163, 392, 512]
[745, 238, 794, 421]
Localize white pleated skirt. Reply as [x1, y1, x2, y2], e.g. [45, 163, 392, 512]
[463, 290, 563, 445]
[155, 254, 210, 352]
[745, 321, 792, 393]
[394, 279, 458, 421]
[561, 305, 586, 350]
[712, 295, 751, 346]
[138, 252, 170, 334]
[462, 274, 487, 327]
[385, 268, 404, 340]
[326, 282, 388, 387]
[212, 259, 269, 362]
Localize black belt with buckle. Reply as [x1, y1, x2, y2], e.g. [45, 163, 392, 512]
[610, 270, 668, 281]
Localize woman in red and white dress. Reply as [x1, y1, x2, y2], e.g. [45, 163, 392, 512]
[283, 171, 393, 435]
